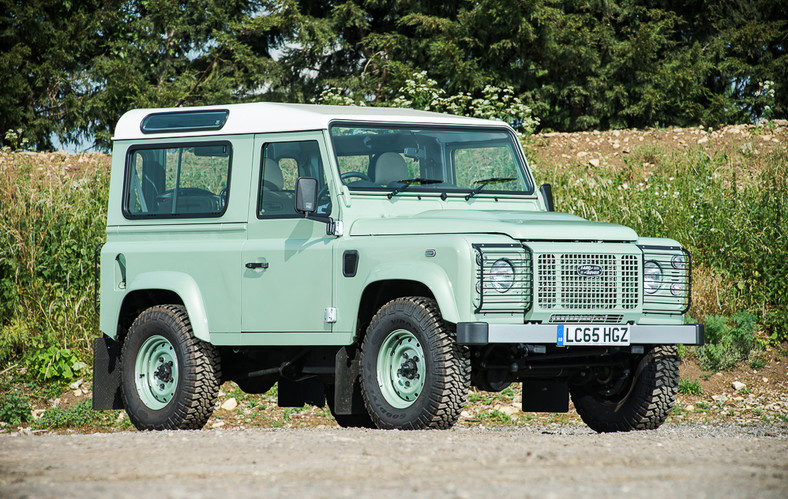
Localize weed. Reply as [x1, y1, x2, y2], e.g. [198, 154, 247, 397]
[695, 402, 710, 412]
[282, 406, 306, 423]
[749, 358, 766, 370]
[476, 409, 513, 425]
[678, 378, 704, 395]
[467, 389, 495, 404]
[700, 373, 713, 381]
[33, 401, 118, 430]
[0, 389, 33, 425]
[26, 345, 87, 382]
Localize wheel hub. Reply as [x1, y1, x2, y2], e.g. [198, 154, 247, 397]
[134, 335, 179, 410]
[377, 329, 427, 409]
[154, 360, 173, 383]
[398, 357, 420, 380]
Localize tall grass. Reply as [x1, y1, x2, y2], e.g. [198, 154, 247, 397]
[529, 140, 788, 342]
[0, 135, 786, 379]
[0, 152, 109, 368]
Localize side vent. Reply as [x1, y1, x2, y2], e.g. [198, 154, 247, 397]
[343, 250, 359, 277]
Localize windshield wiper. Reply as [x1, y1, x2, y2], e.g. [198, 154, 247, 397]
[387, 178, 443, 199]
[464, 177, 516, 200]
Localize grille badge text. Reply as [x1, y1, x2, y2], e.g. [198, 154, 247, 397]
[576, 264, 603, 278]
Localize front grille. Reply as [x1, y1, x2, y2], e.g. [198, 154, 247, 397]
[548, 314, 624, 324]
[537, 253, 640, 310]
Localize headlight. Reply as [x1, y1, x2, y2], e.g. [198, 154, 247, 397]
[489, 259, 515, 293]
[644, 261, 662, 294]
[671, 254, 687, 269]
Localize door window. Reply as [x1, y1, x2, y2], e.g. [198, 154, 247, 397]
[258, 141, 332, 218]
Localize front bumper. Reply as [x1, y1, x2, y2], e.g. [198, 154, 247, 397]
[456, 322, 704, 346]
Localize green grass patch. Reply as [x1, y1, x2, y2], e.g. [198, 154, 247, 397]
[678, 378, 704, 396]
[32, 401, 122, 430]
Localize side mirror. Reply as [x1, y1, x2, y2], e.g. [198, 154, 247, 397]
[295, 177, 318, 215]
[540, 183, 554, 212]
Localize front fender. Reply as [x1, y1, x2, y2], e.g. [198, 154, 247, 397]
[364, 262, 462, 323]
[124, 271, 211, 342]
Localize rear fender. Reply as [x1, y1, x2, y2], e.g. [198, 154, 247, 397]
[123, 271, 211, 342]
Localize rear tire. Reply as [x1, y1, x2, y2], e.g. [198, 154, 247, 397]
[570, 345, 679, 433]
[360, 297, 471, 430]
[121, 305, 221, 430]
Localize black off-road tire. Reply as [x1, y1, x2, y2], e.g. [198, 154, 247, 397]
[570, 345, 679, 433]
[121, 305, 221, 431]
[360, 297, 471, 430]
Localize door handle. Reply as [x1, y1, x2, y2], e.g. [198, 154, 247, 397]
[245, 262, 269, 270]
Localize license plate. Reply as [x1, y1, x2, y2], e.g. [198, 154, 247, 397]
[556, 325, 630, 346]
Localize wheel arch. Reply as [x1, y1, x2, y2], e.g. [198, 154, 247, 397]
[356, 263, 461, 339]
[116, 272, 211, 343]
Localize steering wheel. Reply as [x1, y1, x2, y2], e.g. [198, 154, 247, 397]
[340, 172, 373, 183]
[316, 172, 373, 201]
[218, 187, 228, 210]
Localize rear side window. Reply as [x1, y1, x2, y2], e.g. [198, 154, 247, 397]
[124, 142, 232, 218]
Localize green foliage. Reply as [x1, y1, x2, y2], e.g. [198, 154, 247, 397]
[389, 72, 539, 133]
[32, 401, 117, 430]
[678, 378, 703, 396]
[3, 1, 787, 149]
[0, 389, 33, 425]
[476, 409, 513, 425]
[26, 345, 87, 382]
[0, 153, 109, 369]
[749, 358, 766, 370]
[696, 313, 762, 371]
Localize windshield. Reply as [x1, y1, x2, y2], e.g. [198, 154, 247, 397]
[329, 124, 533, 196]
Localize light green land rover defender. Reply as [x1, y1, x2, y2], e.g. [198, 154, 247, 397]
[93, 103, 703, 432]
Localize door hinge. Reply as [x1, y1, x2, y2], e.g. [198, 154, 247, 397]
[324, 307, 337, 323]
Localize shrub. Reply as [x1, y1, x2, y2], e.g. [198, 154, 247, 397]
[696, 313, 762, 371]
[0, 389, 33, 425]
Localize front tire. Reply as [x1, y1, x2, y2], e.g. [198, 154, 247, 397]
[121, 305, 221, 430]
[360, 297, 471, 429]
[570, 345, 679, 433]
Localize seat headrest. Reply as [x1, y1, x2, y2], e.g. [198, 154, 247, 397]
[373, 152, 408, 185]
[263, 158, 284, 190]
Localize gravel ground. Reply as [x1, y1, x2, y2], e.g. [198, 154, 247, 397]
[1, 424, 786, 498]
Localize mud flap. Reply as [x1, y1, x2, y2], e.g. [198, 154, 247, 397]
[522, 380, 569, 413]
[332, 347, 366, 416]
[92, 335, 124, 410]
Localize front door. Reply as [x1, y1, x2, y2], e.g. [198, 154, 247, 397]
[241, 132, 335, 333]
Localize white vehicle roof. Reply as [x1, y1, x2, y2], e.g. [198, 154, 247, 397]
[113, 102, 507, 141]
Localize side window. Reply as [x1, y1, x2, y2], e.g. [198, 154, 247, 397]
[125, 142, 231, 218]
[258, 140, 332, 218]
